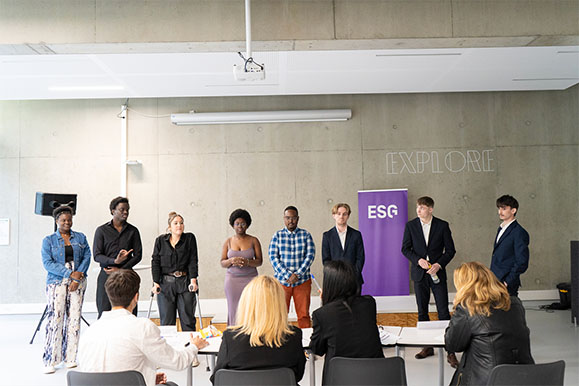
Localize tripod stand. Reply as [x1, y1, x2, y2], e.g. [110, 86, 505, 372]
[29, 305, 90, 344]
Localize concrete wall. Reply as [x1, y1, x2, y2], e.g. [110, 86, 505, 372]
[1, 86, 577, 304]
[1, 0, 578, 45]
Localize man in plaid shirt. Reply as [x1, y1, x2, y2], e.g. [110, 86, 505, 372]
[269, 205, 315, 328]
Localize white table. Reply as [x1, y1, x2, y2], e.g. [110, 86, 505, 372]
[167, 326, 448, 386]
[301, 328, 315, 386]
[169, 330, 315, 386]
[396, 327, 447, 386]
[164, 332, 222, 386]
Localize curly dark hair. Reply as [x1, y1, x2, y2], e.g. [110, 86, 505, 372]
[229, 208, 252, 228]
[52, 205, 73, 220]
[109, 196, 129, 213]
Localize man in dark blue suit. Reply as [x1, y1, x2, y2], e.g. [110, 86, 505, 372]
[491, 195, 530, 296]
[402, 196, 458, 367]
[322, 203, 365, 288]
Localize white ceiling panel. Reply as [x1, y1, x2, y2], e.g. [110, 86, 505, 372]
[0, 46, 577, 100]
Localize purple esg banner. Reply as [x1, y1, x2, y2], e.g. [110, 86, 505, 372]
[358, 189, 409, 296]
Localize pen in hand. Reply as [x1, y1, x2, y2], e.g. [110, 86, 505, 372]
[311, 274, 322, 294]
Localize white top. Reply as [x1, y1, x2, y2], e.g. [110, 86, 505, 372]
[78, 308, 198, 386]
[336, 226, 347, 250]
[421, 219, 431, 247]
[496, 219, 516, 243]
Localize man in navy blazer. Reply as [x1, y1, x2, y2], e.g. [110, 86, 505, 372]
[322, 203, 365, 288]
[402, 196, 457, 367]
[491, 195, 530, 296]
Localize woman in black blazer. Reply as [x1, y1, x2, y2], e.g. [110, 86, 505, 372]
[309, 261, 384, 385]
[210, 275, 306, 385]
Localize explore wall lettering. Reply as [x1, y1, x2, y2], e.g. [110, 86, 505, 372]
[385, 149, 494, 174]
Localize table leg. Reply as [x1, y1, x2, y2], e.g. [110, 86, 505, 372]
[438, 347, 444, 386]
[210, 354, 216, 371]
[307, 349, 315, 386]
[187, 365, 192, 386]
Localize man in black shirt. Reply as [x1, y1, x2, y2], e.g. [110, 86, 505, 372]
[93, 197, 142, 318]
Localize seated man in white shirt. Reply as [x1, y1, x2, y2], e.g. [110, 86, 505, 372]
[78, 269, 208, 386]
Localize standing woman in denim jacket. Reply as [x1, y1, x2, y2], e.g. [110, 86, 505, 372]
[41, 205, 91, 374]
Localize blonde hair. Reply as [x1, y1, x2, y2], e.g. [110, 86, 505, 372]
[231, 275, 294, 348]
[166, 212, 183, 233]
[331, 203, 351, 215]
[453, 261, 511, 317]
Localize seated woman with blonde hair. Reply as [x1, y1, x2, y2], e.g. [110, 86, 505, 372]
[445, 261, 534, 386]
[210, 275, 306, 385]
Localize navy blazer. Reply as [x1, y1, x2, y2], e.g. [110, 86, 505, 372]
[322, 226, 365, 285]
[401, 217, 456, 282]
[491, 220, 530, 294]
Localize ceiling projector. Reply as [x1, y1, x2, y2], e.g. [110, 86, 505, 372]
[233, 55, 265, 81]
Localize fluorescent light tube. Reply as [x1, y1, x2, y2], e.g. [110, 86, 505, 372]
[170, 109, 352, 125]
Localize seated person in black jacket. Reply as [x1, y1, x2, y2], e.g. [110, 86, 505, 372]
[445, 261, 534, 386]
[309, 261, 384, 385]
[210, 275, 306, 385]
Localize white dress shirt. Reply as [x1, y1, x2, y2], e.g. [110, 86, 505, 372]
[78, 308, 198, 386]
[421, 219, 431, 247]
[496, 219, 516, 243]
[336, 226, 347, 250]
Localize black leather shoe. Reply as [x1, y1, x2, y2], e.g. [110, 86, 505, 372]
[447, 352, 459, 368]
[415, 347, 434, 359]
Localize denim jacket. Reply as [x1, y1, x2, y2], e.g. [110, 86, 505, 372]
[41, 230, 91, 285]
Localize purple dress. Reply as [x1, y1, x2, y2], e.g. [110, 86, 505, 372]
[225, 245, 258, 325]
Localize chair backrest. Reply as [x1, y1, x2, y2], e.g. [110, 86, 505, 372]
[326, 356, 407, 386]
[67, 370, 147, 386]
[214, 368, 296, 386]
[487, 361, 566, 386]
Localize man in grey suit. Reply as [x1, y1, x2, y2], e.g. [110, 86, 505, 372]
[322, 203, 365, 289]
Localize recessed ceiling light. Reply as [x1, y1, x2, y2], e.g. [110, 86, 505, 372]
[512, 78, 579, 81]
[48, 85, 125, 91]
[376, 53, 462, 57]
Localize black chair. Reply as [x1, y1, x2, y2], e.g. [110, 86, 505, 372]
[214, 368, 296, 386]
[486, 360, 565, 386]
[67, 370, 147, 386]
[326, 356, 407, 386]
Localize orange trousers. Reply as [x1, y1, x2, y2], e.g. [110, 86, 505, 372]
[282, 279, 311, 328]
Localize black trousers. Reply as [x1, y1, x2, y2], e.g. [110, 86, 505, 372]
[96, 268, 138, 318]
[414, 274, 451, 322]
[157, 275, 197, 331]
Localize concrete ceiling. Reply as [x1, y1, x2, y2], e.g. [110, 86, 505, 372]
[1, 45, 578, 100]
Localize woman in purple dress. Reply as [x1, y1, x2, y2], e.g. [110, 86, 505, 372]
[220, 209, 263, 325]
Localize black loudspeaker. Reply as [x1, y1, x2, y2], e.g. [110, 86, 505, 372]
[34, 192, 77, 216]
[571, 241, 579, 325]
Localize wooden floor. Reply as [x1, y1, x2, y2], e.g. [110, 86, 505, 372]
[152, 311, 443, 332]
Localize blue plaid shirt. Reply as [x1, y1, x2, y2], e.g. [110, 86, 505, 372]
[269, 227, 315, 287]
